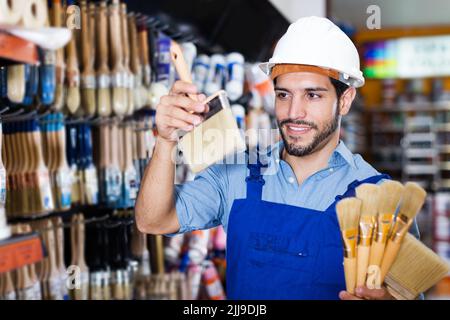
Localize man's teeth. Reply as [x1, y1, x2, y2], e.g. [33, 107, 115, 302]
[288, 126, 310, 132]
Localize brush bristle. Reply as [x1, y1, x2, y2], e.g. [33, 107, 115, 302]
[378, 181, 404, 215]
[52, 84, 65, 111]
[97, 88, 112, 117]
[7, 65, 26, 103]
[66, 86, 81, 115]
[398, 182, 427, 220]
[81, 88, 97, 116]
[386, 233, 450, 298]
[112, 87, 127, 116]
[355, 183, 380, 216]
[336, 197, 362, 231]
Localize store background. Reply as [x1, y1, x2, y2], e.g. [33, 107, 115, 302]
[0, 0, 449, 300]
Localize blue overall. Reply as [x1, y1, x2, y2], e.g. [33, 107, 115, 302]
[226, 153, 390, 300]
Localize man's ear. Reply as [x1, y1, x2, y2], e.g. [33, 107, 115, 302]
[338, 87, 356, 116]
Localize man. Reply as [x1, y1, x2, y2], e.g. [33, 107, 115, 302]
[136, 17, 418, 300]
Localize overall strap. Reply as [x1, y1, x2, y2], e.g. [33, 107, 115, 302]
[334, 173, 391, 203]
[245, 146, 268, 200]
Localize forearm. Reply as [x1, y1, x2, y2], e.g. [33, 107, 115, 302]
[135, 137, 180, 235]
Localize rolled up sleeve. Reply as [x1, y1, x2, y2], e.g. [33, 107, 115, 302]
[171, 165, 228, 235]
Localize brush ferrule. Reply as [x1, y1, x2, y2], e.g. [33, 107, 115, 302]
[127, 74, 135, 89]
[111, 73, 125, 88]
[389, 215, 412, 243]
[81, 75, 96, 89]
[97, 75, 111, 89]
[341, 229, 358, 258]
[67, 72, 80, 87]
[358, 218, 375, 246]
[375, 213, 394, 243]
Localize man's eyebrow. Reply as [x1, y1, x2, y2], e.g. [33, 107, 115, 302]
[274, 86, 328, 92]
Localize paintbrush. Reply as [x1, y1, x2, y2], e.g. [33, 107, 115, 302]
[13, 224, 36, 299]
[384, 233, 450, 299]
[355, 183, 380, 288]
[39, 49, 57, 106]
[137, 20, 152, 106]
[22, 224, 42, 299]
[336, 197, 362, 295]
[0, 124, 7, 213]
[43, 219, 63, 300]
[366, 181, 404, 289]
[3, 124, 17, 217]
[7, 65, 26, 104]
[380, 182, 427, 282]
[108, 0, 127, 116]
[128, 13, 144, 110]
[22, 64, 39, 106]
[96, 1, 112, 117]
[120, 3, 134, 115]
[108, 122, 123, 207]
[170, 41, 246, 173]
[122, 123, 138, 208]
[53, 217, 69, 300]
[76, 214, 89, 300]
[53, 113, 72, 210]
[66, 29, 81, 115]
[81, 123, 99, 205]
[18, 122, 34, 216]
[30, 119, 55, 215]
[2, 271, 16, 300]
[80, 0, 96, 116]
[69, 214, 78, 299]
[51, 0, 66, 111]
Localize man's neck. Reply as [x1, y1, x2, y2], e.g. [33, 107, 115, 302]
[282, 134, 340, 186]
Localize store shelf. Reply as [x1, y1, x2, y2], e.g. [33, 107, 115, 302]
[368, 103, 450, 113]
[404, 164, 438, 175]
[0, 233, 44, 273]
[405, 148, 437, 158]
[0, 32, 38, 64]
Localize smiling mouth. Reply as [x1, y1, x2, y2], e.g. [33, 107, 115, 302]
[285, 124, 313, 135]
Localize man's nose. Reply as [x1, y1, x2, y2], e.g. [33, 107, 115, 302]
[288, 96, 307, 119]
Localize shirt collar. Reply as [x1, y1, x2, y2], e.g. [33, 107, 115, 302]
[267, 139, 357, 170]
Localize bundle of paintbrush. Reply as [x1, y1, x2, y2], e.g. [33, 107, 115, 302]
[3, 120, 55, 218]
[337, 181, 450, 299]
[40, 113, 72, 211]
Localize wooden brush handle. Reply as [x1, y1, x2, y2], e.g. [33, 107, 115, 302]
[66, 31, 79, 84]
[99, 124, 108, 169]
[124, 124, 133, 169]
[121, 4, 130, 69]
[97, 2, 109, 72]
[109, 0, 123, 72]
[138, 28, 150, 68]
[77, 214, 88, 271]
[88, 3, 96, 67]
[128, 15, 140, 74]
[380, 240, 402, 283]
[369, 241, 386, 268]
[54, 217, 65, 272]
[80, 1, 92, 73]
[110, 123, 120, 167]
[344, 257, 357, 294]
[70, 214, 78, 267]
[170, 41, 198, 101]
[356, 245, 370, 287]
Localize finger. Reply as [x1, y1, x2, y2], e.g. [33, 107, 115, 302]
[166, 107, 203, 126]
[170, 81, 199, 95]
[161, 115, 194, 132]
[160, 95, 206, 113]
[339, 291, 363, 300]
[355, 286, 388, 300]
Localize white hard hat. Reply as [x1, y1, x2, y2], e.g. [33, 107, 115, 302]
[259, 16, 365, 88]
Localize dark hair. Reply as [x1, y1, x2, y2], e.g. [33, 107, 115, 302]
[330, 77, 350, 100]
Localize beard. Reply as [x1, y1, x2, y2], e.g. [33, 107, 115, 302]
[278, 112, 340, 157]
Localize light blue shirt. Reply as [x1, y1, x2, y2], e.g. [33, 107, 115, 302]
[173, 140, 420, 238]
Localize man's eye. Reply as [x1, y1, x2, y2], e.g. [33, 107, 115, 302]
[276, 92, 289, 99]
[307, 92, 321, 99]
